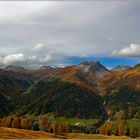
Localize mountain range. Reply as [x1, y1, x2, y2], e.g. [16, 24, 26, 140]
[0, 62, 140, 121]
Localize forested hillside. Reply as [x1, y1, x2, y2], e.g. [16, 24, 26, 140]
[0, 62, 140, 138]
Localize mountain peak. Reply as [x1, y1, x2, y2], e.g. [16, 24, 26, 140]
[78, 61, 110, 76]
[111, 65, 132, 72]
[79, 61, 101, 66]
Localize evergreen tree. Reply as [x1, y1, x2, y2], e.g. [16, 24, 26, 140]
[125, 127, 130, 137]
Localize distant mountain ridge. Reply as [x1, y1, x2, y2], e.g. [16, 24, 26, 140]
[0, 61, 140, 120]
[4, 65, 25, 71]
[2, 62, 139, 72]
[111, 65, 132, 72]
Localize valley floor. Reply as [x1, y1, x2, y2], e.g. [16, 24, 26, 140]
[0, 127, 132, 139]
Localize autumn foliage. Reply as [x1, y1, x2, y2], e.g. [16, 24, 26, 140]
[39, 115, 49, 131]
[20, 118, 33, 130]
[11, 117, 21, 128]
[99, 124, 107, 135]
[0, 116, 139, 138]
[1, 117, 13, 127]
[56, 124, 70, 134]
[99, 122, 112, 135]
[118, 122, 125, 136]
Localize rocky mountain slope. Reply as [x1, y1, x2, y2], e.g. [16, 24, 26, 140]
[77, 61, 110, 76]
[0, 61, 140, 121]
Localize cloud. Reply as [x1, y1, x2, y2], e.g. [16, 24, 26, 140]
[32, 43, 44, 51]
[0, 1, 54, 22]
[108, 37, 114, 41]
[0, 53, 64, 68]
[3, 53, 25, 65]
[111, 43, 140, 57]
[0, 1, 140, 67]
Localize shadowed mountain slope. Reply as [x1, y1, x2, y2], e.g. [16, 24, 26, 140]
[15, 78, 107, 120]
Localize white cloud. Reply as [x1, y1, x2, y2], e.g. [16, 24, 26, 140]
[42, 54, 52, 62]
[32, 43, 44, 51]
[0, 53, 62, 67]
[3, 53, 25, 65]
[111, 43, 140, 57]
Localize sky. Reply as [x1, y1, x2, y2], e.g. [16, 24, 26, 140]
[0, 1, 140, 68]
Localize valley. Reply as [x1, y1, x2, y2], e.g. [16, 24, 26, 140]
[0, 61, 140, 138]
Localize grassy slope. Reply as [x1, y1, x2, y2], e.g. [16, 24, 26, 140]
[54, 117, 99, 126]
[0, 127, 58, 139]
[63, 133, 131, 139]
[0, 127, 131, 139]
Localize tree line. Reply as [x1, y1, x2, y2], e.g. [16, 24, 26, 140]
[0, 115, 140, 138]
[0, 115, 70, 134]
[99, 121, 140, 138]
